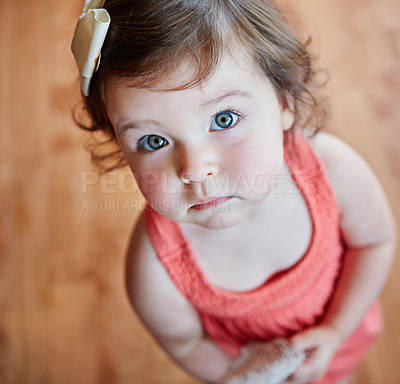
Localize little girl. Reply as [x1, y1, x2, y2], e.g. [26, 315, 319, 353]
[71, 0, 396, 383]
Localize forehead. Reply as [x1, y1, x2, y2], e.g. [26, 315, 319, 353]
[105, 48, 275, 119]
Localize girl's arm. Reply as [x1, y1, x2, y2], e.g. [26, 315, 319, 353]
[125, 213, 232, 383]
[289, 133, 397, 383]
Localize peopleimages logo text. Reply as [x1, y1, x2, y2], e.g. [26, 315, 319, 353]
[81, 171, 317, 195]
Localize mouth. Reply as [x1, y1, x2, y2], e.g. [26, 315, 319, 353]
[189, 196, 233, 211]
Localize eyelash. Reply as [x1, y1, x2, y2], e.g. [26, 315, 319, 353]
[214, 108, 243, 126]
[218, 107, 241, 115]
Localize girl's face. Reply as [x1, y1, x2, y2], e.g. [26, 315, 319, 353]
[106, 50, 294, 229]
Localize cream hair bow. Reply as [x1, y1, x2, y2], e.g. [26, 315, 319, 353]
[71, 0, 111, 96]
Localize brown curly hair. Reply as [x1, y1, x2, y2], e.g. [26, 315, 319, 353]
[74, 0, 327, 172]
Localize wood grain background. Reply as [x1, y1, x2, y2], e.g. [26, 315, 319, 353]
[0, 0, 399, 383]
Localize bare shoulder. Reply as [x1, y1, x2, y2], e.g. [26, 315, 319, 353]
[308, 132, 372, 193]
[309, 132, 396, 248]
[125, 211, 203, 357]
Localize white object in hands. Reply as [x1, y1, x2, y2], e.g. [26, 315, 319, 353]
[220, 338, 306, 384]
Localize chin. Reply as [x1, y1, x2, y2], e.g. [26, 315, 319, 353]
[196, 209, 248, 230]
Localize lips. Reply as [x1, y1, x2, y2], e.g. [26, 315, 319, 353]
[189, 196, 233, 211]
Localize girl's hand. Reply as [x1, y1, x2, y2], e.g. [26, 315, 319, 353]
[284, 325, 343, 384]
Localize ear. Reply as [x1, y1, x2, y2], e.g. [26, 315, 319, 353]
[280, 95, 295, 131]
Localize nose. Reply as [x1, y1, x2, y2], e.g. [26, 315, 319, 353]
[178, 145, 219, 184]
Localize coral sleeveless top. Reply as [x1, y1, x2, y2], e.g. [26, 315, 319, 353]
[144, 132, 383, 383]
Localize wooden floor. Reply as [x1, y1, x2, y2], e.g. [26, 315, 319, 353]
[0, 0, 399, 383]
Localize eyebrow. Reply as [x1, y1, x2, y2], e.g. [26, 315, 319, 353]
[117, 120, 159, 134]
[202, 90, 253, 106]
[117, 122, 138, 134]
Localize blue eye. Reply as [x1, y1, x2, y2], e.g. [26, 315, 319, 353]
[138, 135, 168, 151]
[210, 111, 240, 131]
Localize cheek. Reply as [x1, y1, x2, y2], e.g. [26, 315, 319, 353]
[126, 156, 163, 199]
[132, 167, 182, 206]
[134, 172, 165, 202]
[226, 139, 284, 193]
[136, 175, 189, 218]
[228, 139, 283, 176]
[137, 180, 164, 204]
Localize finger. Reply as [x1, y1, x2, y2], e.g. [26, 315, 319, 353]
[290, 367, 323, 383]
[290, 354, 328, 383]
[290, 332, 319, 351]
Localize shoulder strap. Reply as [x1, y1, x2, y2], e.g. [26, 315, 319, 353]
[144, 205, 190, 262]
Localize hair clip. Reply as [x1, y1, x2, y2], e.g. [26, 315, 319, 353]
[71, 0, 111, 96]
